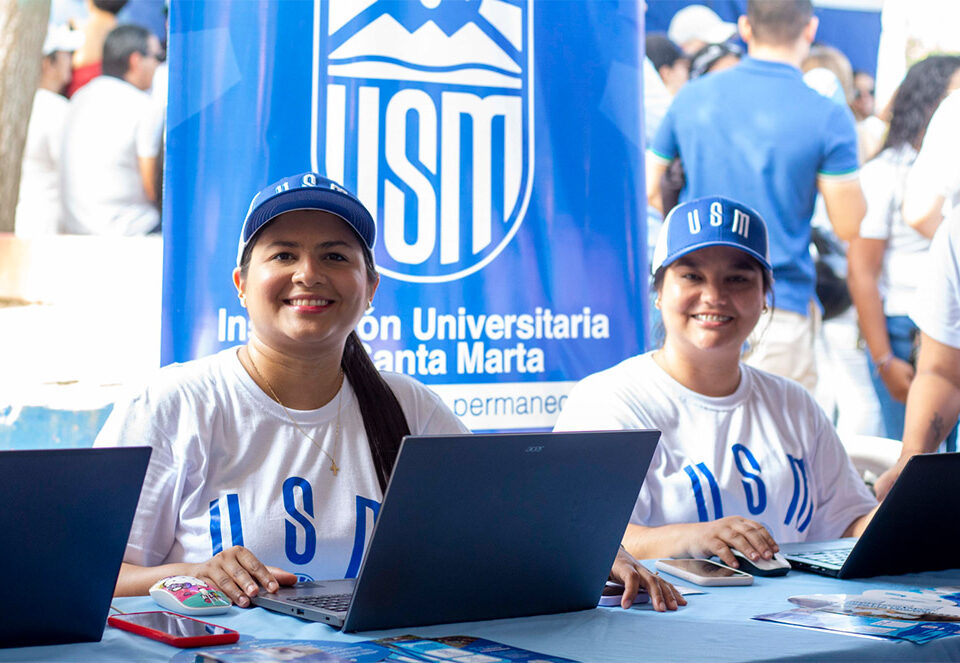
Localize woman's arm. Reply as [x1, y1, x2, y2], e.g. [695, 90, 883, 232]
[622, 517, 779, 570]
[115, 547, 297, 605]
[842, 505, 879, 538]
[847, 236, 915, 401]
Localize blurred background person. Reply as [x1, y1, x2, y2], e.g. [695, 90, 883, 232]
[847, 55, 960, 444]
[851, 70, 885, 163]
[667, 4, 737, 56]
[60, 24, 163, 235]
[14, 24, 82, 238]
[645, 34, 690, 97]
[688, 41, 743, 80]
[67, 0, 129, 97]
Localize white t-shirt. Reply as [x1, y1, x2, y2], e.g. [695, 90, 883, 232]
[905, 89, 960, 220]
[859, 145, 933, 316]
[60, 76, 160, 235]
[554, 353, 876, 544]
[911, 213, 960, 350]
[15, 89, 68, 237]
[94, 347, 468, 582]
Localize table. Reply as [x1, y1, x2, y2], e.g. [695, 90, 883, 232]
[4, 568, 960, 662]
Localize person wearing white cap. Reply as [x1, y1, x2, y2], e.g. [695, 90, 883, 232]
[95, 172, 684, 612]
[14, 24, 83, 237]
[555, 197, 877, 569]
[668, 4, 737, 55]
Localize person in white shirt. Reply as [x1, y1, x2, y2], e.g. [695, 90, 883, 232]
[847, 55, 960, 442]
[874, 213, 960, 499]
[555, 196, 877, 571]
[14, 25, 81, 237]
[95, 172, 683, 612]
[60, 23, 163, 235]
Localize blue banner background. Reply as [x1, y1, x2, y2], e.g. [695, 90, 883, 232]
[163, 0, 647, 429]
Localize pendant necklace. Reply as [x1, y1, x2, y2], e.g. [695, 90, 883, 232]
[246, 348, 343, 476]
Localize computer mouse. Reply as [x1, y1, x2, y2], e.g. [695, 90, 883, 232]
[149, 575, 231, 615]
[729, 549, 791, 577]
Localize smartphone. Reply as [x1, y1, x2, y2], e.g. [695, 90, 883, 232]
[655, 559, 753, 586]
[598, 581, 651, 607]
[107, 611, 239, 647]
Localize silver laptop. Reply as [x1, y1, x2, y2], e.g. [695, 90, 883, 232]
[253, 430, 660, 632]
[782, 452, 960, 578]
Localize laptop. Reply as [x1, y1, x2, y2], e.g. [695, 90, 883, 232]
[0, 446, 151, 648]
[253, 430, 660, 632]
[781, 452, 960, 579]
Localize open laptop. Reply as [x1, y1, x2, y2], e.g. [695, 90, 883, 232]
[781, 452, 960, 579]
[253, 430, 660, 632]
[0, 446, 151, 648]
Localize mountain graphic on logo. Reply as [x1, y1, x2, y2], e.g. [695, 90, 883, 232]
[326, 0, 525, 88]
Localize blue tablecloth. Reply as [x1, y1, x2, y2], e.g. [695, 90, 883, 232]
[5, 568, 960, 662]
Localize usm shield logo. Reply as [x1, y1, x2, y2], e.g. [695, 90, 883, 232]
[312, 0, 534, 283]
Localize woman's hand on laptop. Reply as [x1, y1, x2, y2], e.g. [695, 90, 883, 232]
[611, 546, 686, 612]
[191, 546, 297, 607]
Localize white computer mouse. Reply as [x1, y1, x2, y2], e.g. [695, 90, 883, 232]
[149, 575, 232, 615]
[729, 549, 791, 577]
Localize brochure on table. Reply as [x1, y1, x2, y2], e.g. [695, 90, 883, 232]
[754, 586, 960, 645]
[171, 634, 580, 662]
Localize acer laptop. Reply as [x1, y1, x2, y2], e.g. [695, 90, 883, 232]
[781, 452, 960, 579]
[0, 446, 151, 648]
[253, 430, 660, 632]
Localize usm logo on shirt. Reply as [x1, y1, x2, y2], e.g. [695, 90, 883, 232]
[314, 0, 534, 283]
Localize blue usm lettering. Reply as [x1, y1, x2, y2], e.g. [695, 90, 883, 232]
[345, 496, 381, 578]
[208, 494, 244, 555]
[282, 477, 317, 565]
[784, 455, 814, 532]
[684, 463, 723, 521]
[732, 444, 767, 515]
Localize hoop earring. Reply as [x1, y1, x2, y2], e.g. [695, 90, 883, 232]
[239, 294, 246, 308]
[654, 297, 661, 310]
[365, 302, 375, 315]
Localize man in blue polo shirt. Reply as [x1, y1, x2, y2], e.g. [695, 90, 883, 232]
[646, 0, 865, 392]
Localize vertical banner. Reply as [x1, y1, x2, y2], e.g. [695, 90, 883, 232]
[163, 1, 646, 430]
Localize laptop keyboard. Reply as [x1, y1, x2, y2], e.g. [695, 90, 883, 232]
[789, 549, 850, 567]
[288, 593, 353, 611]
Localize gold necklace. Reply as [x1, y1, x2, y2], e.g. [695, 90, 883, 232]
[245, 349, 343, 476]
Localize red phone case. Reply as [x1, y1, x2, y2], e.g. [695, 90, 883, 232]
[108, 611, 239, 648]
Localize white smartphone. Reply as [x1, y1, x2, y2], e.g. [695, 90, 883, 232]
[655, 559, 753, 586]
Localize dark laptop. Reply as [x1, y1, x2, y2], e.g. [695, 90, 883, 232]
[781, 452, 960, 579]
[0, 447, 151, 648]
[253, 430, 660, 632]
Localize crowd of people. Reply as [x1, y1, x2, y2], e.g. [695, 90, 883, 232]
[13, 0, 960, 612]
[15, 0, 165, 238]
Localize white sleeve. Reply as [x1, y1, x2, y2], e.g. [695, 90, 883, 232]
[857, 158, 895, 240]
[384, 374, 470, 435]
[553, 376, 647, 432]
[906, 92, 960, 208]
[136, 100, 164, 158]
[805, 405, 878, 541]
[93, 389, 184, 566]
[911, 218, 960, 349]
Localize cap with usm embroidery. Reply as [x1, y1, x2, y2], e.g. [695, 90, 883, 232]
[238, 172, 375, 266]
[651, 196, 771, 275]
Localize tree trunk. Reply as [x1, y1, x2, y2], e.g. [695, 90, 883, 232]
[0, 0, 50, 233]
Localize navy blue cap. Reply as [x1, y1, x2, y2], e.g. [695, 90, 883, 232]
[651, 196, 772, 274]
[238, 172, 375, 266]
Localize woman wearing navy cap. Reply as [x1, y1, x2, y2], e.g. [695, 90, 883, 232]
[96, 172, 682, 611]
[555, 196, 878, 570]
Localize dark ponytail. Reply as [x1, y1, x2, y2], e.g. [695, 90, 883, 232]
[341, 331, 410, 492]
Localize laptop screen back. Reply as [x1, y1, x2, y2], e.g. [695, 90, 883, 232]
[342, 430, 659, 632]
[0, 447, 150, 648]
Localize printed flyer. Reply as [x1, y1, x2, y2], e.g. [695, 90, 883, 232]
[754, 586, 960, 645]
